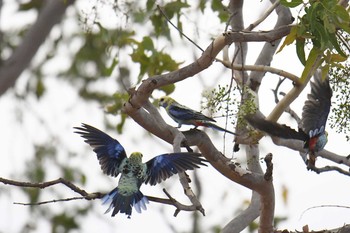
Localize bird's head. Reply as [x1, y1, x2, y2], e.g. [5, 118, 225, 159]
[159, 96, 174, 108]
[129, 152, 143, 163]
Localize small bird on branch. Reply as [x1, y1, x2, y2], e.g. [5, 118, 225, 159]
[159, 96, 237, 135]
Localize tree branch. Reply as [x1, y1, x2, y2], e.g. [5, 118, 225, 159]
[0, 177, 204, 215]
[272, 77, 302, 124]
[0, 0, 75, 96]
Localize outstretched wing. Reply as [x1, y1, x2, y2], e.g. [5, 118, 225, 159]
[144, 153, 207, 186]
[168, 104, 215, 122]
[245, 114, 308, 141]
[302, 71, 332, 137]
[74, 123, 127, 177]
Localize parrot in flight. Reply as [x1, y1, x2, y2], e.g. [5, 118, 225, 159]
[245, 71, 332, 168]
[159, 96, 237, 135]
[74, 123, 207, 218]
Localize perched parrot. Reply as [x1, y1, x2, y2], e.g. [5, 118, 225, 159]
[245, 72, 332, 168]
[159, 96, 237, 135]
[74, 123, 207, 218]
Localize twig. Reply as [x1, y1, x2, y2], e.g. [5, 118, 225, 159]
[308, 165, 350, 176]
[162, 188, 205, 217]
[300, 204, 350, 220]
[157, 5, 204, 52]
[272, 77, 301, 124]
[1, 177, 205, 215]
[218, 61, 300, 84]
[246, 0, 281, 31]
[0, 177, 88, 196]
[14, 194, 102, 206]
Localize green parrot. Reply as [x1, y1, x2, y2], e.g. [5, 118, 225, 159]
[74, 123, 207, 218]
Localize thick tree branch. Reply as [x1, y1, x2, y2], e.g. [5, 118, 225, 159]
[271, 137, 350, 174]
[222, 191, 261, 233]
[124, 100, 269, 191]
[249, 0, 294, 92]
[173, 131, 205, 216]
[0, 0, 75, 96]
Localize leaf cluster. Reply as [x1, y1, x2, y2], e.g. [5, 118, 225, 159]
[279, 0, 350, 81]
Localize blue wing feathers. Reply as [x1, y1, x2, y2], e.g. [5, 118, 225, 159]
[169, 105, 215, 122]
[74, 123, 127, 177]
[145, 153, 207, 185]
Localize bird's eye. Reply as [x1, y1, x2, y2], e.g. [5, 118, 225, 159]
[160, 98, 164, 102]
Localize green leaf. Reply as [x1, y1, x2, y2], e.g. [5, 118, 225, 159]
[150, 13, 171, 38]
[164, 1, 190, 19]
[141, 36, 154, 51]
[52, 213, 78, 233]
[279, 0, 303, 8]
[35, 77, 45, 99]
[300, 47, 323, 83]
[116, 113, 127, 134]
[211, 0, 229, 22]
[296, 38, 306, 65]
[146, 0, 156, 11]
[313, 21, 328, 49]
[323, 15, 336, 34]
[329, 53, 347, 63]
[277, 26, 297, 53]
[328, 33, 346, 57]
[159, 84, 175, 95]
[103, 58, 118, 76]
[334, 5, 350, 23]
[198, 0, 206, 12]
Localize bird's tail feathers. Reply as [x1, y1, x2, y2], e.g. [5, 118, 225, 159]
[199, 122, 237, 135]
[102, 187, 149, 218]
[245, 114, 307, 141]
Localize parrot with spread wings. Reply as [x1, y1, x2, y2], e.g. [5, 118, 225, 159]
[245, 71, 332, 168]
[159, 96, 237, 135]
[74, 123, 207, 218]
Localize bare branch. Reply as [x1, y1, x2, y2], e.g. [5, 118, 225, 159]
[14, 194, 102, 206]
[217, 62, 301, 84]
[0, 177, 88, 196]
[267, 54, 322, 122]
[272, 78, 302, 124]
[1, 177, 205, 215]
[246, 1, 281, 31]
[222, 192, 261, 233]
[248, 1, 294, 92]
[308, 165, 350, 176]
[0, 0, 75, 96]
[270, 137, 350, 169]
